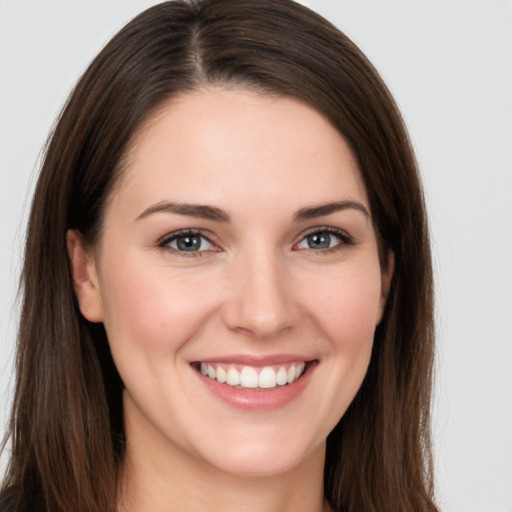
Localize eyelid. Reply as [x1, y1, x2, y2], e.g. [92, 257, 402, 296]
[157, 229, 220, 255]
[156, 226, 353, 256]
[294, 226, 354, 251]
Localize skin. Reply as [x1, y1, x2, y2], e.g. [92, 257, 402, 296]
[68, 88, 393, 512]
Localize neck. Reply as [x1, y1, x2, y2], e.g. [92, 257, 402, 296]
[118, 412, 331, 512]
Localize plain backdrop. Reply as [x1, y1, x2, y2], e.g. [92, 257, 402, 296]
[0, 1, 511, 511]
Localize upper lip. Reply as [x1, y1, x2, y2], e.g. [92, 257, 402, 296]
[190, 353, 315, 366]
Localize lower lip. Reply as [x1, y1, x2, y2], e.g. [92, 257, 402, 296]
[196, 362, 317, 411]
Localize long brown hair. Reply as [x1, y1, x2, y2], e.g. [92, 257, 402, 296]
[1, 1, 437, 511]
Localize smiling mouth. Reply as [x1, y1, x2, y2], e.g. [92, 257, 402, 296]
[192, 361, 314, 390]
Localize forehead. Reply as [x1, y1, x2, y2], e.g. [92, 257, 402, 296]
[108, 87, 369, 219]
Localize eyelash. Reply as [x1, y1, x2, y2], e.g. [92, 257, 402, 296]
[294, 227, 354, 254]
[157, 227, 354, 257]
[157, 229, 216, 258]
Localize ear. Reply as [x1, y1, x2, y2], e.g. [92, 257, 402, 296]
[66, 229, 104, 322]
[377, 250, 395, 324]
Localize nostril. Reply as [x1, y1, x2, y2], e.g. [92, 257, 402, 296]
[222, 297, 298, 338]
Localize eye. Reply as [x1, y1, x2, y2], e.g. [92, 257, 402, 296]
[296, 228, 351, 251]
[159, 230, 215, 254]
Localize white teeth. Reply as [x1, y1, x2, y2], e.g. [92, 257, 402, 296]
[216, 366, 227, 383]
[199, 362, 308, 389]
[258, 367, 277, 389]
[295, 362, 305, 379]
[276, 366, 288, 386]
[240, 366, 259, 388]
[226, 367, 241, 386]
[207, 364, 216, 379]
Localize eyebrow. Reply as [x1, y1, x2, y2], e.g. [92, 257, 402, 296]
[136, 201, 230, 222]
[294, 201, 370, 221]
[136, 199, 369, 223]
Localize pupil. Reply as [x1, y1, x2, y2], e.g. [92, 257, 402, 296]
[177, 235, 201, 251]
[308, 233, 330, 249]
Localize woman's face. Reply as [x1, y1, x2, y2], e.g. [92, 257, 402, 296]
[74, 88, 392, 477]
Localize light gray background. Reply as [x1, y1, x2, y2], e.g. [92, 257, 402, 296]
[1, 1, 511, 511]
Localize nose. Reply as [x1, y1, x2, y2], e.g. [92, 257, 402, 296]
[222, 248, 300, 339]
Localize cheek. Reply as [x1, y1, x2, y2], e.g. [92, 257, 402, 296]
[307, 261, 383, 346]
[98, 253, 219, 359]
[304, 259, 382, 402]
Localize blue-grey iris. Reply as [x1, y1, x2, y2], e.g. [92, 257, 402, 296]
[176, 235, 202, 251]
[307, 233, 331, 249]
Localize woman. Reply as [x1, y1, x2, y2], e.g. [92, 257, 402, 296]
[1, 0, 437, 511]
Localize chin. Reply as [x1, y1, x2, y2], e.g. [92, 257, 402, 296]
[189, 426, 326, 478]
